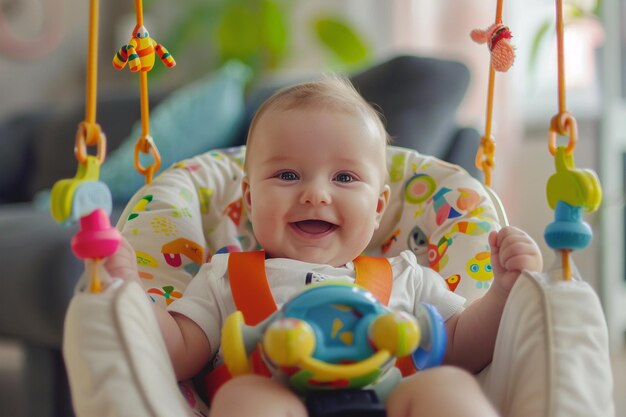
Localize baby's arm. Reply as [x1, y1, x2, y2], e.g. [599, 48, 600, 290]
[104, 238, 212, 380]
[443, 226, 543, 373]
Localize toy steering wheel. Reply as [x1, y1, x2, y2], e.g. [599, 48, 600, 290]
[222, 282, 447, 393]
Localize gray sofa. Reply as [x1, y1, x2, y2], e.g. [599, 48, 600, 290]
[0, 55, 481, 417]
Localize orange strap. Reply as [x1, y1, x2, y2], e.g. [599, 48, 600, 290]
[353, 256, 392, 306]
[227, 251, 277, 325]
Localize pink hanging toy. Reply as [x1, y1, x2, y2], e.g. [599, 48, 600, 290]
[470, 23, 516, 72]
[71, 208, 121, 260]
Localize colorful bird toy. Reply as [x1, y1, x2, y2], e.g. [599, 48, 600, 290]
[222, 282, 446, 396]
[112, 24, 175, 72]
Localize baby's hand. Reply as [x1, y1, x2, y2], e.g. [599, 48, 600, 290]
[103, 237, 141, 284]
[489, 226, 543, 296]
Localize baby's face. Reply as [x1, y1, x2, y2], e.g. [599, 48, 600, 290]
[243, 107, 390, 267]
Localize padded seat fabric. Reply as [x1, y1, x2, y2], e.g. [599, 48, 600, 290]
[116, 145, 501, 306]
[62, 145, 614, 417]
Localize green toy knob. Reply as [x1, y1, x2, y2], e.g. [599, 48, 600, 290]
[546, 146, 601, 213]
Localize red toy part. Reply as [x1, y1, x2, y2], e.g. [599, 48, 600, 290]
[71, 208, 121, 259]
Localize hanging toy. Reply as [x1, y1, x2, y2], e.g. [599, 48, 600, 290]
[470, 22, 515, 72]
[113, 24, 175, 72]
[544, 145, 602, 251]
[71, 208, 122, 293]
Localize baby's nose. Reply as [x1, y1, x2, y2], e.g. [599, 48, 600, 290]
[300, 183, 332, 205]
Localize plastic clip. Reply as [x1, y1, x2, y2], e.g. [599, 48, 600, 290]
[50, 155, 112, 225]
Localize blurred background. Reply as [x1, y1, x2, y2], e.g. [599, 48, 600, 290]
[0, 0, 624, 416]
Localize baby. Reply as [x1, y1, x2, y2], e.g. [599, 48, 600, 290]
[106, 77, 543, 417]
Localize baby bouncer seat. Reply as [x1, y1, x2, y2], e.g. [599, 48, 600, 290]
[59, 0, 614, 415]
[63, 144, 614, 417]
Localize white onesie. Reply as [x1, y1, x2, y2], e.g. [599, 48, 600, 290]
[167, 249, 466, 369]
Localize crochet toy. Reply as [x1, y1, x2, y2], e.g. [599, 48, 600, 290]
[470, 23, 515, 72]
[113, 25, 175, 72]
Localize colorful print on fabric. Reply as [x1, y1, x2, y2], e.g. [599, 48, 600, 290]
[404, 174, 437, 217]
[173, 161, 201, 172]
[198, 187, 213, 214]
[381, 229, 401, 254]
[224, 199, 243, 226]
[220, 146, 246, 167]
[151, 216, 177, 236]
[466, 251, 493, 288]
[147, 285, 183, 305]
[407, 225, 428, 255]
[128, 194, 153, 221]
[171, 205, 192, 219]
[179, 187, 194, 203]
[428, 221, 491, 274]
[456, 188, 481, 212]
[216, 245, 241, 255]
[136, 250, 159, 267]
[445, 274, 461, 291]
[431, 187, 463, 226]
[389, 153, 407, 183]
[161, 238, 204, 267]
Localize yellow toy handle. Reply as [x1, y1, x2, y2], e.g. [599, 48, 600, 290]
[222, 311, 253, 376]
[298, 351, 391, 382]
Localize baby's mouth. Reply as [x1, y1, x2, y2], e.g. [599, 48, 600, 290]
[291, 220, 338, 235]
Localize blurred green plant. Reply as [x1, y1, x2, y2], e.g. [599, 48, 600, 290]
[150, 0, 371, 82]
[529, 0, 601, 71]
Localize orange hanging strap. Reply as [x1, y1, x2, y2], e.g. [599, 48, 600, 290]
[75, 0, 106, 166]
[471, 0, 515, 188]
[548, 0, 577, 156]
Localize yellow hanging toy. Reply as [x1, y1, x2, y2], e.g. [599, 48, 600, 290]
[112, 25, 175, 72]
[112, 0, 175, 185]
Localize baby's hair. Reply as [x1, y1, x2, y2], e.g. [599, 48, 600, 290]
[245, 76, 390, 168]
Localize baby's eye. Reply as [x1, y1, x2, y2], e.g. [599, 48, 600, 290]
[278, 171, 299, 181]
[334, 172, 354, 183]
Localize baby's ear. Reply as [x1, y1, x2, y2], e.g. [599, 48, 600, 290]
[241, 176, 252, 214]
[375, 185, 391, 228]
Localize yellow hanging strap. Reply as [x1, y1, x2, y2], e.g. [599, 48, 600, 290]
[471, 0, 515, 188]
[113, 0, 176, 184]
[544, 0, 602, 280]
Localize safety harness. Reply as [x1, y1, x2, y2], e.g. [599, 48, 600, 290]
[203, 251, 416, 401]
